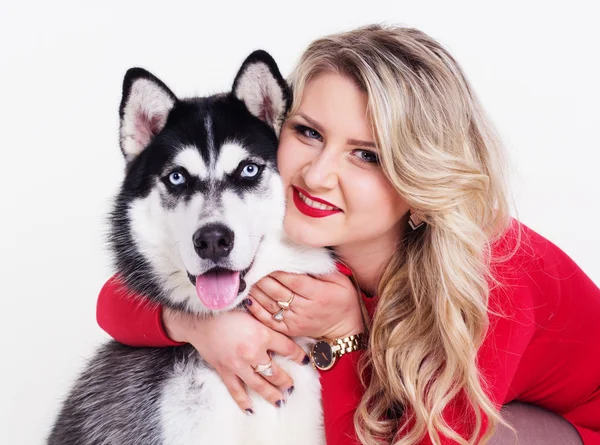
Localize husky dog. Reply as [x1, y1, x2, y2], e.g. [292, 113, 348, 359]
[48, 51, 334, 445]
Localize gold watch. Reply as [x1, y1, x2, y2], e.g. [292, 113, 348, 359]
[309, 333, 366, 371]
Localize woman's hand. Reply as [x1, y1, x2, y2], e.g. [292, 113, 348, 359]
[246, 271, 365, 340]
[162, 307, 308, 413]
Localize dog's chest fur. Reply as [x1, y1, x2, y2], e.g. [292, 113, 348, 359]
[160, 351, 324, 445]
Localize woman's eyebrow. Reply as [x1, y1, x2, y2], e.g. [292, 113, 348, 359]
[347, 138, 377, 148]
[297, 112, 377, 148]
[297, 113, 325, 134]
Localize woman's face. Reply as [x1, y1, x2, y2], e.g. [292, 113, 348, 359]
[278, 72, 409, 250]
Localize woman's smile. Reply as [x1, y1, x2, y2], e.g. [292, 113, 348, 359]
[292, 185, 342, 218]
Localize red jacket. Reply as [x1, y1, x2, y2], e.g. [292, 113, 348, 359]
[97, 221, 600, 444]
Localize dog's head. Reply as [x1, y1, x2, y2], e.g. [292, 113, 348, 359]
[109, 51, 290, 314]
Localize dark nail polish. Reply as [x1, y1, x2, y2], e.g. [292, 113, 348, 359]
[302, 355, 310, 365]
[245, 408, 254, 415]
[243, 298, 252, 306]
[275, 399, 285, 408]
[287, 386, 295, 395]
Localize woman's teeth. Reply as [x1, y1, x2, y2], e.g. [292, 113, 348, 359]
[297, 190, 337, 211]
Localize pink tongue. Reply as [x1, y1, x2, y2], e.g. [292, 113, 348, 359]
[195, 269, 240, 310]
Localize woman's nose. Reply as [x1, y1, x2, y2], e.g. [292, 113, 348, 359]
[302, 149, 339, 191]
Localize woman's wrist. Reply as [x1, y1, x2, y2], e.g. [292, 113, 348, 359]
[326, 317, 366, 340]
[323, 301, 367, 340]
[328, 287, 367, 340]
[161, 306, 206, 343]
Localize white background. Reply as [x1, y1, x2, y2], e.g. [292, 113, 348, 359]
[1, 1, 598, 443]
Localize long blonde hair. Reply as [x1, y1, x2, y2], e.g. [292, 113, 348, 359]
[288, 25, 513, 444]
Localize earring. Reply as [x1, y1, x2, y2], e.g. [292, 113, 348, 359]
[408, 210, 425, 230]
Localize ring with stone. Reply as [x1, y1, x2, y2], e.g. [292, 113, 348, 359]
[272, 309, 285, 322]
[277, 292, 295, 310]
[253, 359, 274, 377]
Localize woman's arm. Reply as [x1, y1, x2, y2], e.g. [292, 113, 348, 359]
[96, 274, 310, 412]
[97, 275, 179, 347]
[97, 269, 369, 442]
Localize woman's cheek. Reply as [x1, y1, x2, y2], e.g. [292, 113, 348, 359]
[277, 138, 306, 188]
[276, 135, 294, 187]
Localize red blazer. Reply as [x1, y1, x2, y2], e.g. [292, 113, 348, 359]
[97, 221, 600, 444]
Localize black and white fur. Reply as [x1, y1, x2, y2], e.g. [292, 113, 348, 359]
[47, 51, 334, 445]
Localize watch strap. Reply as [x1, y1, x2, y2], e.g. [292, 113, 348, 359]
[332, 333, 366, 358]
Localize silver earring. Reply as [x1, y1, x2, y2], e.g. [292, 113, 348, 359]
[408, 210, 425, 230]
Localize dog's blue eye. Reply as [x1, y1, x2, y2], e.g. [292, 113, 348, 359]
[240, 163, 260, 178]
[168, 171, 186, 186]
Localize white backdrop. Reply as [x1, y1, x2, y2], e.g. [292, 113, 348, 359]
[1, 1, 598, 443]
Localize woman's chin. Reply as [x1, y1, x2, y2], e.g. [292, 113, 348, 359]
[283, 218, 333, 248]
[286, 231, 328, 248]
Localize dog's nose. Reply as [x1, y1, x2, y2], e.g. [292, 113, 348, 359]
[193, 224, 234, 262]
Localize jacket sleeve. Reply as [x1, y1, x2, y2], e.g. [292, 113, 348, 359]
[96, 275, 182, 347]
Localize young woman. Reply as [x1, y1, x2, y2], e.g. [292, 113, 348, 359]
[97, 25, 600, 444]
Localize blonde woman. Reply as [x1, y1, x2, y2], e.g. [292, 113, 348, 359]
[97, 25, 600, 444]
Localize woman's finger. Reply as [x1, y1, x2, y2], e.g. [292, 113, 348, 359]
[255, 276, 308, 309]
[249, 283, 282, 315]
[257, 358, 295, 396]
[238, 361, 289, 408]
[270, 271, 351, 300]
[267, 330, 309, 366]
[268, 271, 320, 297]
[245, 295, 290, 335]
[220, 372, 254, 414]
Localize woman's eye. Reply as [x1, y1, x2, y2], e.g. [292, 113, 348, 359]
[294, 124, 323, 142]
[240, 163, 261, 178]
[354, 150, 380, 165]
[168, 170, 187, 186]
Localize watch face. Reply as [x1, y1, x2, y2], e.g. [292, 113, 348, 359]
[312, 340, 335, 370]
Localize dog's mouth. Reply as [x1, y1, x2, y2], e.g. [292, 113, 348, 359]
[187, 263, 252, 311]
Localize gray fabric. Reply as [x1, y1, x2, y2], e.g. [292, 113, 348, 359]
[488, 402, 583, 444]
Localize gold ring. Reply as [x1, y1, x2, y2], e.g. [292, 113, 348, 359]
[253, 359, 274, 377]
[272, 309, 284, 321]
[277, 292, 295, 310]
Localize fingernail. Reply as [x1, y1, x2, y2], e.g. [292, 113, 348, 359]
[287, 386, 295, 395]
[243, 298, 252, 306]
[275, 399, 285, 408]
[245, 408, 254, 415]
[302, 355, 310, 365]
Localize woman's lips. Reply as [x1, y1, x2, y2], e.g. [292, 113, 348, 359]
[292, 186, 342, 218]
[294, 186, 338, 208]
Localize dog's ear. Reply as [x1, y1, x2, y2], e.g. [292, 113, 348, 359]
[119, 68, 177, 163]
[232, 50, 290, 135]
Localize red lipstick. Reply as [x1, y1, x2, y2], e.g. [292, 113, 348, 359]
[292, 186, 342, 218]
